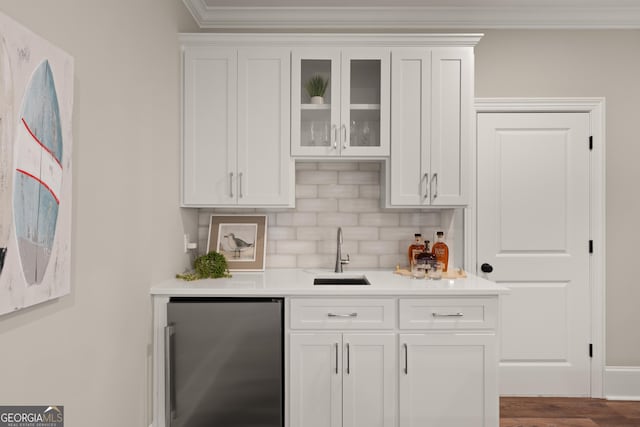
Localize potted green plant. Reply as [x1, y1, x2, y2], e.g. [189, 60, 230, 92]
[305, 74, 329, 104]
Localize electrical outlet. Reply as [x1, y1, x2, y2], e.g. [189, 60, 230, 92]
[183, 234, 197, 253]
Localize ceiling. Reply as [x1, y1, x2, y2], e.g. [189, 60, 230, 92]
[182, 0, 640, 29]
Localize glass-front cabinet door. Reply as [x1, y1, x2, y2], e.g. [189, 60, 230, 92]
[292, 48, 389, 157]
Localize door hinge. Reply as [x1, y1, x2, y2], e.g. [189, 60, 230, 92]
[589, 343, 593, 358]
[589, 136, 593, 150]
[589, 240, 593, 254]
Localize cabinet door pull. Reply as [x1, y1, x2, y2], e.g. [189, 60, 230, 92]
[238, 172, 243, 198]
[346, 343, 351, 375]
[332, 125, 338, 150]
[164, 325, 176, 425]
[423, 173, 429, 199]
[432, 173, 438, 200]
[229, 172, 234, 198]
[335, 342, 339, 374]
[403, 343, 408, 375]
[327, 312, 358, 318]
[432, 312, 464, 317]
[342, 124, 347, 149]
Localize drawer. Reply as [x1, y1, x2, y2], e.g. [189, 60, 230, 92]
[399, 297, 497, 330]
[290, 298, 395, 330]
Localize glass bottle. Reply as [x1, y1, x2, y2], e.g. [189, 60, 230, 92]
[407, 233, 426, 269]
[432, 231, 449, 272]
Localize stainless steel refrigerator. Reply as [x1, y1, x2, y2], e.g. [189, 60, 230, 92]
[166, 297, 284, 427]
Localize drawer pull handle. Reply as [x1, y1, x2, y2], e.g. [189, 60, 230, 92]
[432, 312, 464, 318]
[327, 312, 358, 318]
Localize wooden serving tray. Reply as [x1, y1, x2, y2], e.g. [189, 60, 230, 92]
[393, 267, 467, 279]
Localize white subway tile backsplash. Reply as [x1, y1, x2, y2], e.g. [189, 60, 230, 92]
[297, 254, 334, 269]
[316, 212, 359, 227]
[380, 227, 421, 242]
[318, 162, 359, 171]
[295, 184, 319, 198]
[358, 161, 382, 171]
[297, 198, 338, 212]
[359, 185, 381, 199]
[359, 240, 400, 255]
[399, 212, 442, 227]
[268, 227, 296, 241]
[296, 227, 336, 241]
[339, 198, 380, 213]
[318, 184, 359, 199]
[359, 213, 400, 227]
[339, 170, 379, 185]
[342, 227, 379, 241]
[379, 254, 406, 269]
[276, 240, 317, 254]
[317, 240, 358, 255]
[276, 212, 317, 226]
[197, 162, 449, 269]
[296, 170, 337, 185]
[266, 255, 297, 268]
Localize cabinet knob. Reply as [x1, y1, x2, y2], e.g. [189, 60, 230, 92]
[480, 263, 493, 273]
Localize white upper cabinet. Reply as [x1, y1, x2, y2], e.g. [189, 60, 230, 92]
[291, 48, 390, 157]
[182, 43, 294, 207]
[387, 47, 473, 207]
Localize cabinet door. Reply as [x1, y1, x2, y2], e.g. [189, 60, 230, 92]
[237, 48, 294, 206]
[389, 49, 431, 206]
[182, 47, 237, 206]
[343, 334, 396, 427]
[340, 49, 390, 157]
[290, 333, 343, 427]
[291, 49, 341, 156]
[399, 334, 498, 427]
[430, 48, 472, 206]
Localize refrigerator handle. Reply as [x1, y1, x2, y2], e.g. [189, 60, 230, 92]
[164, 324, 176, 426]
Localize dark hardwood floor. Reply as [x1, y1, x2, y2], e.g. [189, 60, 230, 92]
[500, 397, 640, 427]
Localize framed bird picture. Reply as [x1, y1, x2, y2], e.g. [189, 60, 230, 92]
[207, 214, 267, 271]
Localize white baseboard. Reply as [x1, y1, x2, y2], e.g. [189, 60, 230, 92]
[605, 366, 640, 400]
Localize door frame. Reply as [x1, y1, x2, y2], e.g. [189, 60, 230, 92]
[466, 98, 606, 398]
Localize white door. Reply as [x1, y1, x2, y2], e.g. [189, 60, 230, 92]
[342, 334, 396, 427]
[237, 48, 293, 206]
[399, 333, 497, 427]
[182, 47, 236, 206]
[290, 333, 342, 427]
[389, 49, 431, 206]
[477, 112, 591, 396]
[430, 47, 472, 206]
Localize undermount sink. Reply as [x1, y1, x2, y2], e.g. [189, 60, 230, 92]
[313, 275, 371, 286]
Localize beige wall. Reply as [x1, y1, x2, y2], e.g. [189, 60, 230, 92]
[0, 6, 638, 426]
[475, 30, 640, 366]
[0, 1, 197, 426]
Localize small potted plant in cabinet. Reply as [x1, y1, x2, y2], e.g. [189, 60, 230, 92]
[305, 74, 329, 104]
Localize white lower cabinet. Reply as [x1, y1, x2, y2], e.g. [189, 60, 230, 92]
[399, 333, 498, 427]
[288, 296, 499, 427]
[290, 333, 396, 427]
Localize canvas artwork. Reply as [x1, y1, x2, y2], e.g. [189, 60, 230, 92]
[0, 12, 74, 315]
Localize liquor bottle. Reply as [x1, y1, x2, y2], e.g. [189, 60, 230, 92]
[432, 231, 449, 272]
[407, 233, 426, 269]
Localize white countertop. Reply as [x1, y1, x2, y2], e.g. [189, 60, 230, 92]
[151, 268, 508, 297]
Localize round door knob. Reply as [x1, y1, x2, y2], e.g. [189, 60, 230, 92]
[481, 263, 494, 273]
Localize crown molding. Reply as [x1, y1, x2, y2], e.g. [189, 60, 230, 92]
[183, 1, 640, 30]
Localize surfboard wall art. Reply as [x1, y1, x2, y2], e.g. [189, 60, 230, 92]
[0, 12, 74, 315]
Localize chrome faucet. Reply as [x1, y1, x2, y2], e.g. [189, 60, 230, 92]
[335, 227, 350, 273]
